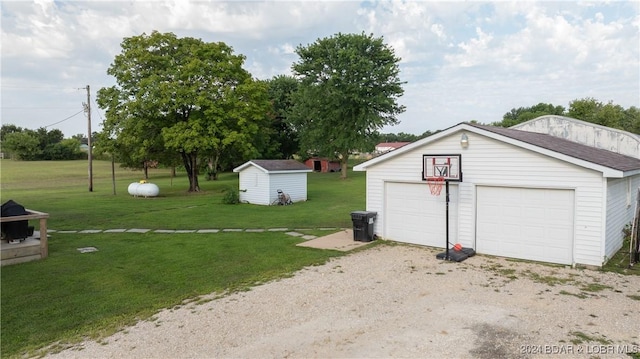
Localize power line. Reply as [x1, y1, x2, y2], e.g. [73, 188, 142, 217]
[92, 98, 104, 122]
[43, 109, 85, 128]
[2, 107, 80, 110]
[2, 85, 83, 90]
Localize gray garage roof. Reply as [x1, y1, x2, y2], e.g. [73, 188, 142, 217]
[355, 122, 640, 177]
[469, 123, 640, 172]
[233, 160, 312, 173]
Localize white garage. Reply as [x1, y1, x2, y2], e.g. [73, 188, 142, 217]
[384, 182, 458, 248]
[354, 121, 640, 267]
[475, 186, 574, 265]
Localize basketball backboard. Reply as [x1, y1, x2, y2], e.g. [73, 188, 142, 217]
[422, 154, 462, 181]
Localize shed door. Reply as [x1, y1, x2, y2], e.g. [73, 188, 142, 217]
[384, 182, 457, 247]
[476, 186, 574, 265]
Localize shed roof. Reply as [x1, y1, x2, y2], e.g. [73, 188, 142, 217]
[354, 122, 640, 178]
[233, 160, 312, 173]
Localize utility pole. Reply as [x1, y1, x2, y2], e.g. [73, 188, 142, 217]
[84, 85, 93, 192]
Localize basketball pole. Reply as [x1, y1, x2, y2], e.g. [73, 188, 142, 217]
[445, 180, 450, 260]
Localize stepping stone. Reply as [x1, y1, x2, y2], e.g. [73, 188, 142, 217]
[155, 230, 176, 233]
[286, 232, 304, 237]
[268, 228, 289, 232]
[174, 230, 196, 233]
[103, 229, 127, 233]
[57, 230, 78, 233]
[302, 235, 317, 240]
[222, 229, 243, 232]
[77, 247, 98, 253]
[197, 229, 219, 233]
[127, 228, 151, 233]
[245, 229, 265, 232]
[79, 230, 102, 234]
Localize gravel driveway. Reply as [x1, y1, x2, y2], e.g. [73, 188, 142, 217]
[48, 244, 639, 359]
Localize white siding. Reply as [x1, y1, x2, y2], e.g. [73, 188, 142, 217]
[269, 173, 308, 203]
[605, 175, 640, 261]
[238, 166, 270, 205]
[383, 181, 458, 247]
[238, 169, 308, 205]
[476, 186, 575, 264]
[365, 130, 606, 266]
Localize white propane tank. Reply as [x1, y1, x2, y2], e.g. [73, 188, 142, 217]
[128, 182, 160, 197]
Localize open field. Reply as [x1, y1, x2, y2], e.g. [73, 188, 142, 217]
[0, 160, 364, 357]
[0, 160, 365, 230]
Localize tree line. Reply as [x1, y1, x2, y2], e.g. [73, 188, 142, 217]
[0, 125, 86, 161]
[491, 99, 640, 132]
[94, 31, 404, 191]
[2, 31, 638, 192]
[8, 97, 635, 164]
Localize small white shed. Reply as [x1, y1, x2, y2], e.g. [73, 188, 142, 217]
[354, 122, 640, 267]
[233, 160, 312, 205]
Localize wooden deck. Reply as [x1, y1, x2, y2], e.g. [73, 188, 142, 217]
[1, 209, 49, 266]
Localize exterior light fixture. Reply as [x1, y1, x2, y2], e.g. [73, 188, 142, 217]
[460, 133, 469, 148]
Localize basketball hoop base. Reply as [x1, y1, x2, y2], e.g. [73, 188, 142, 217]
[436, 247, 476, 262]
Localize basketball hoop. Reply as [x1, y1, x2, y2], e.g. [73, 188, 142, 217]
[427, 177, 445, 196]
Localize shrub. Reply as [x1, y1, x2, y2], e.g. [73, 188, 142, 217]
[222, 189, 239, 204]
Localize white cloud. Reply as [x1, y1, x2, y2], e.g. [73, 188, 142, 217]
[2, 1, 74, 58]
[430, 23, 446, 41]
[446, 27, 494, 68]
[267, 43, 296, 56]
[1, 0, 638, 137]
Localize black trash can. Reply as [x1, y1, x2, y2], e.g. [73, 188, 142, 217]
[351, 211, 377, 242]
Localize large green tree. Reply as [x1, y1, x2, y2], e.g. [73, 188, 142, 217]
[0, 124, 23, 142]
[97, 31, 270, 191]
[567, 98, 640, 132]
[290, 32, 405, 178]
[266, 75, 300, 159]
[621, 106, 640, 134]
[0, 124, 24, 159]
[97, 84, 169, 180]
[44, 138, 83, 160]
[2, 131, 40, 160]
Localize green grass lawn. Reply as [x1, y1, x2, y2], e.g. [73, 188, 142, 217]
[0, 160, 366, 357]
[1, 160, 366, 230]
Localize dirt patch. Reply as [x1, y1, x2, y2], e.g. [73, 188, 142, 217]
[470, 323, 530, 359]
[46, 244, 640, 359]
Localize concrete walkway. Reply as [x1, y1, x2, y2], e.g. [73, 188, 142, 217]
[47, 228, 375, 252]
[295, 229, 373, 251]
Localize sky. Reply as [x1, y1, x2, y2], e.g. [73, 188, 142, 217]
[1, 0, 639, 138]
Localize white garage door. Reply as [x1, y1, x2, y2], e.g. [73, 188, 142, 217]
[385, 182, 458, 247]
[476, 186, 574, 265]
